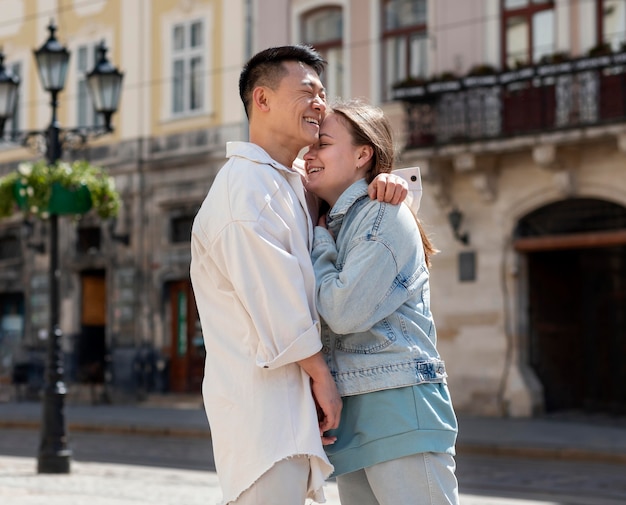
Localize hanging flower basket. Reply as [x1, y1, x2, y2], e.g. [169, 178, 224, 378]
[14, 181, 93, 215]
[0, 160, 120, 219]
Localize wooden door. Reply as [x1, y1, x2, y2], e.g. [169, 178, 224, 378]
[168, 280, 204, 393]
[78, 271, 106, 384]
[528, 246, 626, 414]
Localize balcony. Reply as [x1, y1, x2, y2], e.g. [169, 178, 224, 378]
[393, 52, 626, 150]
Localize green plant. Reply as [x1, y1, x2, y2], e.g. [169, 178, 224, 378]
[392, 76, 428, 88]
[588, 42, 612, 57]
[0, 159, 120, 219]
[425, 71, 457, 81]
[467, 64, 497, 76]
[538, 51, 570, 64]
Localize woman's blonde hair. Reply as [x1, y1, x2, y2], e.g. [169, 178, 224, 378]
[331, 99, 438, 267]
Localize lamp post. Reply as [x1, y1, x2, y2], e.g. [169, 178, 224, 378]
[0, 21, 123, 474]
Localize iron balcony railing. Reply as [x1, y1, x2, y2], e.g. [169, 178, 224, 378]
[392, 51, 626, 149]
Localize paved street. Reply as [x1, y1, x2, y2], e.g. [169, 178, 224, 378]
[1, 427, 626, 505]
[1, 452, 600, 505]
[458, 454, 626, 505]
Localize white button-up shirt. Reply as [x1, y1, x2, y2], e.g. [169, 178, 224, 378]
[190, 142, 332, 504]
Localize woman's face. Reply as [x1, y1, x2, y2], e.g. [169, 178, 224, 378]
[303, 113, 368, 207]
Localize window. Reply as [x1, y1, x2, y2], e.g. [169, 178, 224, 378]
[0, 292, 24, 379]
[77, 226, 101, 254]
[502, 0, 555, 68]
[172, 20, 204, 115]
[598, 0, 626, 50]
[170, 214, 195, 243]
[302, 7, 344, 100]
[77, 44, 104, 128]
[0, 229, 20, 261]
[3, 61, 21, 138]
[382, 0, 428, 100]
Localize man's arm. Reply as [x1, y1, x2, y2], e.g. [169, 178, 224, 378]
[388, 167, 422, 214]
[296, 158, 410, 207]
[367, 171, 409, 205]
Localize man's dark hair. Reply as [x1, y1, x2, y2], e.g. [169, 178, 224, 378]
[239, 45, 326, 119]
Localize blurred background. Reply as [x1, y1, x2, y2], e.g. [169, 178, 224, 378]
[0, 0, 625, 424]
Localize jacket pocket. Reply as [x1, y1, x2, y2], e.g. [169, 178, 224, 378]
[334, 318, 396, 353]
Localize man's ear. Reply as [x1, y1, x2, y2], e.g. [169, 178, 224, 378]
[252, 86, 271, 112]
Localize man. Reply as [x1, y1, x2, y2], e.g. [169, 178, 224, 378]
[190, 45, 408, 505]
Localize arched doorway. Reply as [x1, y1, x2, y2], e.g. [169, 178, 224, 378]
[514, 198, 626, 416]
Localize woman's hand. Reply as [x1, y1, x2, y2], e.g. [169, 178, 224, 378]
[312, 374, 342, 445]
[298, 352, 342, 445]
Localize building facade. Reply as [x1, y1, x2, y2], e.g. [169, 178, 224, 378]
[0, 0, 247, 400]
[1, 0, 625, 418]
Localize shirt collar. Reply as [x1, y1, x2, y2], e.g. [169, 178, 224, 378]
[226, 141, 297, 174]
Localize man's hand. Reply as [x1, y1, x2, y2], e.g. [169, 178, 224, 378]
[298, 352, 342, 445]
[368, 172, 408, 205]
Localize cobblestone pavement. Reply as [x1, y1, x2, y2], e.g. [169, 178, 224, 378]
[3, 454, 622, 505]
[0, 455, 224, 505]
[1, 429, 625, 505]
[0, 456, 624, 505]
[457, 454, 626, 505]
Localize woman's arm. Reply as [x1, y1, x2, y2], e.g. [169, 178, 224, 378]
[312, 204, 423, 334]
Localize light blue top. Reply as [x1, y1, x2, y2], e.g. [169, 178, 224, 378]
[325, 382, 457, 476]
[311, 178, 458, 475]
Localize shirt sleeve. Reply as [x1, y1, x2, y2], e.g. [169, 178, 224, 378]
[393, 166, 422, 214]
[214, 198, 322, 370]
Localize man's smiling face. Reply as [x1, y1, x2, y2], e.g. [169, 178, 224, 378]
[266, 61, 327, 154]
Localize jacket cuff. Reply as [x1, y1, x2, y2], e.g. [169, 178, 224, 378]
[312, 226, 334, 250]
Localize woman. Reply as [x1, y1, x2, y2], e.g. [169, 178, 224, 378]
[303, 100, 460, 505]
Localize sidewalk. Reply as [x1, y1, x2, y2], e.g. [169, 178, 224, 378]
[3, 454, 610, 505]
[2, 398, 626, 505]
[1, 397, 626, 466]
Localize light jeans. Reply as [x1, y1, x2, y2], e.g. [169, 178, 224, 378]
[230, 455, 309, 505]
[336, 453, 459, 505]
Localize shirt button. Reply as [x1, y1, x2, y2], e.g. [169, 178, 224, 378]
[322, 346, 330, 354]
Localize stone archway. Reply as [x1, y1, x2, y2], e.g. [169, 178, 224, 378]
[514, 198, 626, 416]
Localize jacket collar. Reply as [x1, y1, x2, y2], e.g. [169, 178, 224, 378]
[327, 179, 369, 232]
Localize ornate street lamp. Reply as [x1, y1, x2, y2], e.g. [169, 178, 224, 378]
[0, 20, 123, 474]
[87, 40, 124, 132]
[34, 22, 70, 93]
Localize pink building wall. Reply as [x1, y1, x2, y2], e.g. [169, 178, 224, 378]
[349, 0, 374, 99]
[431, 0, 491, 76]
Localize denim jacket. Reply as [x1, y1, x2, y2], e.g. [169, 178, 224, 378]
[311, 179, 447, 396]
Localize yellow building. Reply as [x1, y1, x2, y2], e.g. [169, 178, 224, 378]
[0, 0, 248, 399]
